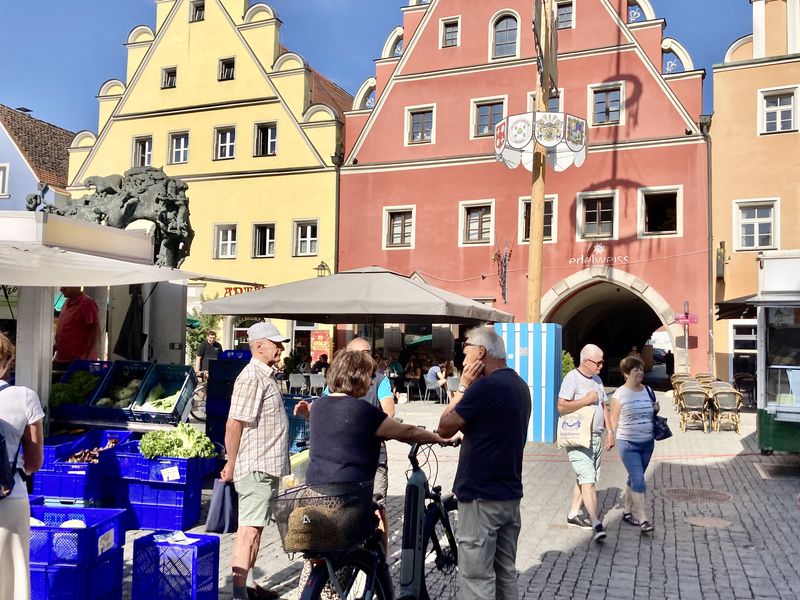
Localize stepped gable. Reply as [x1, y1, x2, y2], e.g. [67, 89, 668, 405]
[0, 104, 75, 191]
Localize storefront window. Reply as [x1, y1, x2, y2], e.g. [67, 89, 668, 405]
[765, 307, 800, 407]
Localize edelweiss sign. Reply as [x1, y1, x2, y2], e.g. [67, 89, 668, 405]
[568, 244, 630, 266]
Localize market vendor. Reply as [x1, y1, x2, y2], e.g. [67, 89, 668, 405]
[195, 330, 222, 377]
[53, 287, 100, 366]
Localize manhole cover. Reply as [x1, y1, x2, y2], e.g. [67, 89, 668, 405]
[754, 463, 800, 481]
[661, 488, 733, 503]
[684, 516, 732, 529]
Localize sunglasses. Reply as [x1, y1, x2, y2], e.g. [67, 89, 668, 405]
[586, 358, 604, 366]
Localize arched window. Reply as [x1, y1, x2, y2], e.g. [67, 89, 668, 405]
[493, 15, 518, 59]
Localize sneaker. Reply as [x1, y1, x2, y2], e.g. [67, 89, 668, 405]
[640, 520, 654, 534]
[566, 513, 592, 528]
[593, 523, 607, 542]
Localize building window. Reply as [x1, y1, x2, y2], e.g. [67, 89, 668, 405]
[762, 91, 794, 133]
[214, 224, 237, 259]
[0, 164, 8, 196]
[461, 203, 494, 245]
[474, 101, 505, 137]
[133, 137, 152, 167]
[528, 90, 563, 113]
[253, 224, 276, 258]
[190, 1, 205, 22]
[593, 86, 622, 125]
[493, 15, 518, 59]
[731, 321, 757, 376]
[557, 1, 574, 29]
[521, 198, 555, 243]
[214, 127, 235, 160]
[218, 58, 235, 81]
[442, 19, 460, 48]
[254, 123, 277, 157]
[579, 194, 615, 239]
[169, 132, 189, 164]
[642, 190, 678, 235]
[736, 200, 777, 250]
[161, 67, 177, 89]
[408, 108, 434, 144]
[386, 210, 413, 248]
[294, 221, 318, 256]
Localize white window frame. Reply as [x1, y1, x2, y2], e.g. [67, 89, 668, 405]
[218, 57, 236, 81]
[404, 103, 437, 146]
[458, 199, 495, 247]
[527, 88, 564, 112]
[588, 81, 626, 127]
[470, 95, 508, 140]
[733, 198, 780, 252]
[293, 220, 319, 257]
[382, 205, 417, 250]
[252, 222, 276, 258]
[576, 190, 619, 241]
[757, 85, 798, 135]
[214, 126, 236, 160]
[253, 122, 278, 157]
[637, 185, 683, 239]
[0, 163, 8, 197]
[518, 195, 558, 245]
[213, 224, 237, 259]
[729, 319, 758, 378]
[132, 136, 153, 167]
[556, 0, 576, 30]
[439, 16, 461, 49]
[190, 0, 205, 22]
[168, 131, 189, 164]
[488, 10, 521, 62]
[161, 67, 177, 89]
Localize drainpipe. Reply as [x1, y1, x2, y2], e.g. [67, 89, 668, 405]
[699, 114, 714, 375]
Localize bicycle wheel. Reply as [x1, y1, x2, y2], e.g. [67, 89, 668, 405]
[189, 385, 206, 422]
[420, 496, 458, 600]
[300, 549, 394, 600]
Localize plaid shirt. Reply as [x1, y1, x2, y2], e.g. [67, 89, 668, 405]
[228, 358, 290, 481]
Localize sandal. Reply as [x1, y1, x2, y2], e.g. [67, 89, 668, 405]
[622, 512, 641, 526]
[640, 520, 654, 533]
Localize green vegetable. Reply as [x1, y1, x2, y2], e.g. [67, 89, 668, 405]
[49, 371, 101, 407]
[139, 423, 216, 459]
[95, 397, 114, 408]
[146, 384, 166, 405]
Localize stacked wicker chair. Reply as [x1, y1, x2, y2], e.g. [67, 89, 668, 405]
[670, 373, 742, 433]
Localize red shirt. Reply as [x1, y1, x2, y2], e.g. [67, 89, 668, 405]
[55, 293, 99, 362]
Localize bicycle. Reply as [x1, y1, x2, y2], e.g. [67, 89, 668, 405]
[294, 440, 460, 600]
[189, 380, 207, 422]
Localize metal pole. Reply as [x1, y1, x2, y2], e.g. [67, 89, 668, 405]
[683, 300, 690, 373]
[527, 0, 553, 323]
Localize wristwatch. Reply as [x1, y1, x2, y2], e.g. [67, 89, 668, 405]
[456, 384, 468, 394]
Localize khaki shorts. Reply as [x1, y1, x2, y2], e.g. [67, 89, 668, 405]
[235, 471, 279, 527]
[567, 435, 603, 485]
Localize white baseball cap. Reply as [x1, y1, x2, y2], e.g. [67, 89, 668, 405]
[247, 322, 290, 343]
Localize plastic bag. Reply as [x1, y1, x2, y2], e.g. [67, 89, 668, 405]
[205, 478, 238, 533]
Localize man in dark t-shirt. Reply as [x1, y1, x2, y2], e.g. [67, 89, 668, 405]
[195, 330, 222, 374]
[438, 327, 531, 600]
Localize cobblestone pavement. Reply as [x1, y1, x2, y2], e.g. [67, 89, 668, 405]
[121, 389, 800, 599]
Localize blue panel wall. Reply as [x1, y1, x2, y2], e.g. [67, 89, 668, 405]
[496, 322, 562, 444]
[0, 124, 39, 210]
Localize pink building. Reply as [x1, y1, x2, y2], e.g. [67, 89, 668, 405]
[339, 0, 710, 374]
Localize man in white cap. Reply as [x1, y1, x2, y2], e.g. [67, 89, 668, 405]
[221, 321, 290, 600]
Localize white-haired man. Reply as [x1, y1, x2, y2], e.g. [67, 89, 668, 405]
[557, 343, 613, 543]
[221, 322, 290, 600]
[438, 326, 531, 600]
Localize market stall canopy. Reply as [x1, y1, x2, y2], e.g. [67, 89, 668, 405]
[202, 267, 515, 324]
[715, 293, 800, 320]
[0, 211, 198, 286]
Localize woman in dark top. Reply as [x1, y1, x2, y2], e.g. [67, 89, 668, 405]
[303, 350, 448, 487]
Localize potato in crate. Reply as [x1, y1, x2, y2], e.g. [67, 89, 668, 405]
[131, 364, 197, 424]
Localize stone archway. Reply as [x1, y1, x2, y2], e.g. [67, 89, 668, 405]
[541, 266, 688, 372]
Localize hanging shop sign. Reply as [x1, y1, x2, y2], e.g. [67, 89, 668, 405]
[495, 111, 587, 172]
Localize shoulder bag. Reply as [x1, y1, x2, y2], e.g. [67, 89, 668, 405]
[556, 404, 595, 449]
[646, 386, 672, 441]
[0, 383, 22, 500]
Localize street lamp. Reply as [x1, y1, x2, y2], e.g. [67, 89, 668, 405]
[314, 261, 331, 277]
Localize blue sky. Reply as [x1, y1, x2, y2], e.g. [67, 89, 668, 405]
[0, 1, 752, 133]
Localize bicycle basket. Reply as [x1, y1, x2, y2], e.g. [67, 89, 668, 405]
[274, 481, 375, 553]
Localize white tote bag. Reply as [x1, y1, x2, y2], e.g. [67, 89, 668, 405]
[556, 405, 595, 449]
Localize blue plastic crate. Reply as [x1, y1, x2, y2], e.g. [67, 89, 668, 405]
[131, 364, 197, 425]
[125, 479, 203, 507]
[283, 396, 310, 454]
[30, 546, 122, 600]
[50, 361, 113, 421]
[132, 532, 220, 600]
[219, 350, 251, 361]
[89, 361, 152, 422]
[29, 494, 45, 505]
[29, 506, 126, 566]
[127, 499, 202, 531]
[204, 417, 226, 449]
[208, 358, 248, 385]
[204, 397, 230, 419]
[39, 434, 84, 471]
[113, 441, 217, 484]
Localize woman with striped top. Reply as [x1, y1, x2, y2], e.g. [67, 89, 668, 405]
[610, 356, 659, 533]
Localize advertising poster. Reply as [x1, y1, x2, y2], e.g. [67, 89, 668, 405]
[310, 330, 331, 363]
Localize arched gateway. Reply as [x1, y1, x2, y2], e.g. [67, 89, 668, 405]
[541, 267, 686, 379]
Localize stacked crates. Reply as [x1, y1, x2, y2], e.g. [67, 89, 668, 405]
[29, 506, 126, 600]
[204, 358, 249, 447]
[112, 441, 216, 530]
[132, 532, 220, 600]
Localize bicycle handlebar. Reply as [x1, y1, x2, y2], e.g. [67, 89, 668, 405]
[407, 437, 461, 470]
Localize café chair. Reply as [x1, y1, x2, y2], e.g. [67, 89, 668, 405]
[678, 389, 711, 433]
[423, 376, 445, 403]
[288, 373, 307, 395]
[308, 373, 325, 396]
[708, 388, 743, 433]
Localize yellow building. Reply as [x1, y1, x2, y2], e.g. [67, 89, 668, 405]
[67, 0, 351, 350]
[712, 0, 800, 381]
